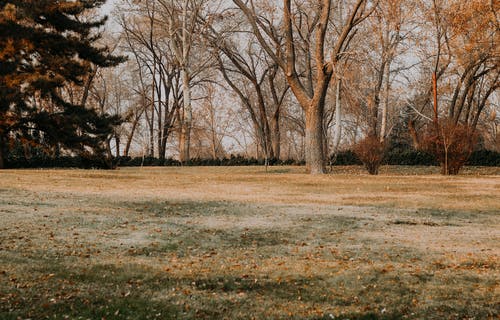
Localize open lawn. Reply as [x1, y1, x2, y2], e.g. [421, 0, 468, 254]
[0, 166, 499, 319]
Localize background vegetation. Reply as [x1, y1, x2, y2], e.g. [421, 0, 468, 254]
[1, 0, 499, 174]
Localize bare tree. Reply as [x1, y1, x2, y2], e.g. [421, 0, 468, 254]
[119, 0, 184, 161]
[233, 0, 375, 173]
[206, 18, 290, 161]
[155, 0, 213, 163]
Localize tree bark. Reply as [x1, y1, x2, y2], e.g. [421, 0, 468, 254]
[305, 103, 326, 174]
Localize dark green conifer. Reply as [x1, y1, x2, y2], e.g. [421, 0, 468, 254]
[0, 0, 124, 168]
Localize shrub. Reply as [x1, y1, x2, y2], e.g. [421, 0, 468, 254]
[353, 136, 386, 175]
[421, 119, 478, 175]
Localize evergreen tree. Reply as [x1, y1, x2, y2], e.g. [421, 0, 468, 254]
[0, 0, 124, 168]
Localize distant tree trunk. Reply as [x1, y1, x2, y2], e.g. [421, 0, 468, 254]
[271, 113, 280, 160]
[370, 60, 386, 138]
[156, 67, 164, 162]
[408, 120, 420, 149]
[160, 126, 169, 161]
[124, 112, 141, 157]
[149, 66, 156, 157]
[211, 133, 217, 160]
[106, 137, 113, 160]
[124, 127, 134, 157]
[380, 60, 391, 142]
[268, 66, 287, 161]
[209, 100, 218, 160]
[81, 68, 98, 108]
[252, 121, 266, 160]
[115, 135, 121, 157]
[160, 113, 172, 162]
[148, 106, 155, 157]
[255, 84, 274, 160]
[179, 69, 191, 163]
[159, 81, 174, 162]
[332, 79, 342, 153]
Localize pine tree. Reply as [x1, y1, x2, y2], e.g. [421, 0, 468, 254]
[0, 0, 124, 168]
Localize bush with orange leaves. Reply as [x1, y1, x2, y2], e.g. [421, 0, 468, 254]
[353, 135, 386, 175]
[422, 119, 478, 175]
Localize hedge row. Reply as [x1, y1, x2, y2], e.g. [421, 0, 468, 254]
[329, 149, 438, 166]
[5, 155, 112, 169]
[466, 150, 500, 166]
[115, 155, 303, 167]
[4, 149, 499, 169]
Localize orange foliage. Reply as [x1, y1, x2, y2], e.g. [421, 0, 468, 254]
[445, 0, 499, 60]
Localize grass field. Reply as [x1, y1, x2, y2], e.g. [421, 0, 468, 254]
[0, 166, 499, 319]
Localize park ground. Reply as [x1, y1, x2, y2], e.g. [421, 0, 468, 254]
[0, 166, 499, 319]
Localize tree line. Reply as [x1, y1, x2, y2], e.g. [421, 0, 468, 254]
[1, 0, 498, 174]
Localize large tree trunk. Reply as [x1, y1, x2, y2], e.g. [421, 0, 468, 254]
[305, 104, 325, 174]
[179, 69, 191, 163]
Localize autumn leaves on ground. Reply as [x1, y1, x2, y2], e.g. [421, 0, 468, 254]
[0, 166, 499, 319]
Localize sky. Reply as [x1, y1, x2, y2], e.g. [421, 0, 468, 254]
[100, 0, 121, 32]
[102, 0, 118, 14]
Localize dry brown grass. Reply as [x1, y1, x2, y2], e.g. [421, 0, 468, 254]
[0, 166, 499, 319]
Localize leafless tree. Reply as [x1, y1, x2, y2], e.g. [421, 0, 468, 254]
[232, 0, 376, 173]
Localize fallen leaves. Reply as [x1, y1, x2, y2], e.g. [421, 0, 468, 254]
[0, 168, 498, 319]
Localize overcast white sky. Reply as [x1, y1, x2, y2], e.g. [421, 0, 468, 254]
[102, 0, 118, 14]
